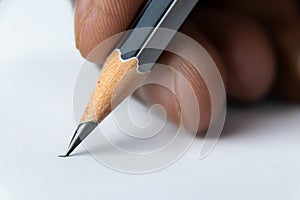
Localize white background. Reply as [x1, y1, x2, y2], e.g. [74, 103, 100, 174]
[0, 0, 300, 200]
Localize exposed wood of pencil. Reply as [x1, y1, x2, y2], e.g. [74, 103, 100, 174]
[80, 49, 147, 124]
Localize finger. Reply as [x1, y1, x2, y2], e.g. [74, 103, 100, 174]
[193, 9, 276, 102]
[272, 22, 300, 101]
[75, 0, 145, 57]
[210, 0, 299, 29]
[138, 20, 227, 132]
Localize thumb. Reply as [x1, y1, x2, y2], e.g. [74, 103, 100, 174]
[75, 0, 144, 57]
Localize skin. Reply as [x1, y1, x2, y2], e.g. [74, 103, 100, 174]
[272, 22, 300, 101]
[193, 9, 275, 102]
[74, 0, 299, 131]
[211, 0, 299, 29]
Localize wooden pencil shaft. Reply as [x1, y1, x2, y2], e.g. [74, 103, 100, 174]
[80, 49, 148, 124]
[118, 0, 199, 73]
[118, 0, 175, 59]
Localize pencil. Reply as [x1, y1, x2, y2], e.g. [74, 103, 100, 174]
[61, 0, 199, 157]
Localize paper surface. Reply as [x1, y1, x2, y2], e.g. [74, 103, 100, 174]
[0, 1, 300, 200]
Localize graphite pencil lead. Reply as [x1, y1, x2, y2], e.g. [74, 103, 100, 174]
[60, 121, 98, 157]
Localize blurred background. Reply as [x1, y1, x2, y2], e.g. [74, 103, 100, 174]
[196, 0, 300, 103]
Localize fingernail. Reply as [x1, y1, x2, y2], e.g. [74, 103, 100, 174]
[75, 0, 93, 49]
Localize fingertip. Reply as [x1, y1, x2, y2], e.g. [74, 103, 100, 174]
[75, 0, 93, 51]
[74, 0, 144, 59]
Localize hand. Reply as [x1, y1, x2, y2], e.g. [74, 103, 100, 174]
[74, 0, 300, 131]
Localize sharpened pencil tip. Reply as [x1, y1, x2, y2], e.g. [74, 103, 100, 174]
[61, 121, 98, 157]
[58, 154, 69, 158]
